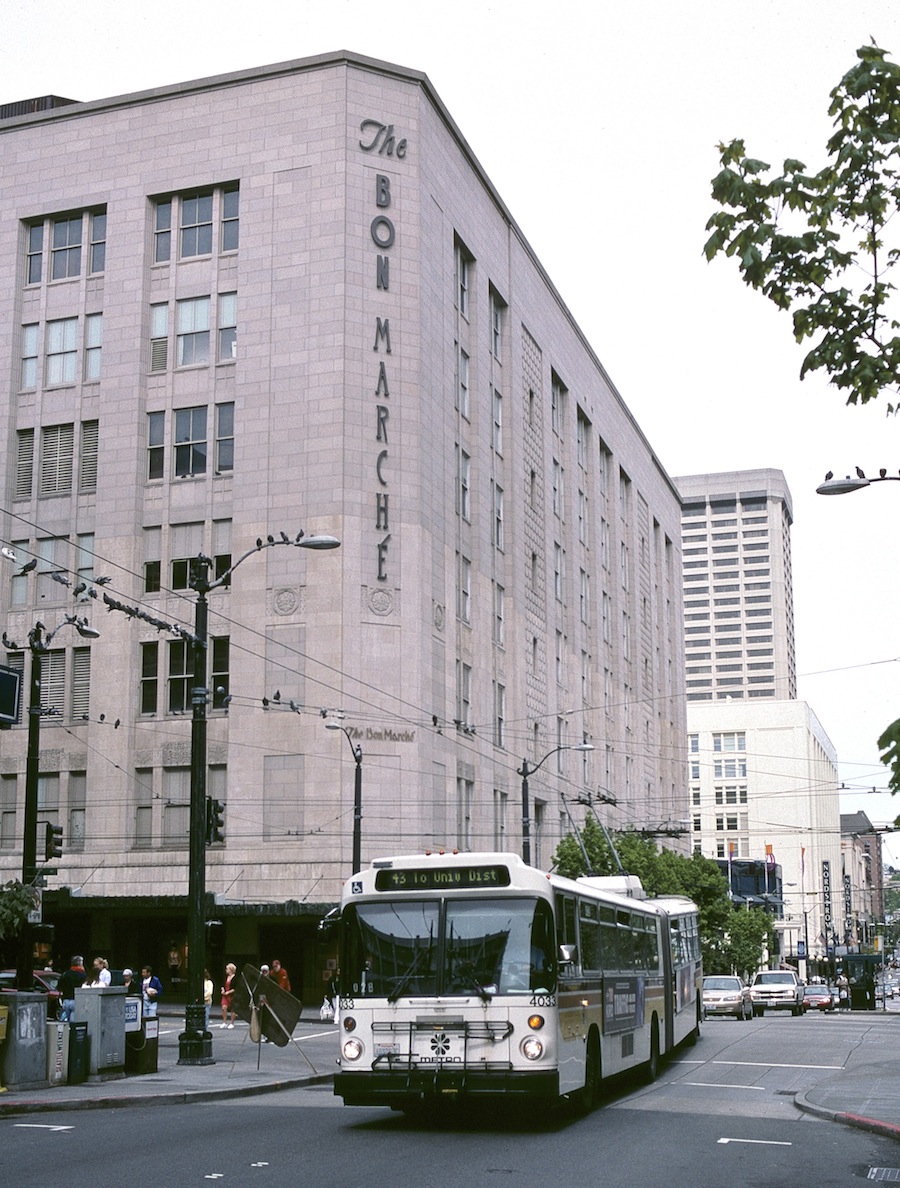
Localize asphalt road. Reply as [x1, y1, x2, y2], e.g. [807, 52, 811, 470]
[4, 1012, 900, 1188]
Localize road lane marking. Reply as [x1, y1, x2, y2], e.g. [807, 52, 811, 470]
[718, 1138, 792, 1146]
[683, 1082, 766, 1091]
[14, 1124, 73, 1132]
[712, 1060, 841, 1070]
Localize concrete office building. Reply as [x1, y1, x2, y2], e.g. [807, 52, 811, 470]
[0, 53, 687, 997]
[676, 469, 842, 966]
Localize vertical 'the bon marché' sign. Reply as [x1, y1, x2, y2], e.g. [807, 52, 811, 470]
[359, 120, 408, 586]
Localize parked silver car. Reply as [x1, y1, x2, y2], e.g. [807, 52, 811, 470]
[702, 974, 752, 1020]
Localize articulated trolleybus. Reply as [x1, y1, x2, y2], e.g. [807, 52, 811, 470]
[334, 851, 702, 1111]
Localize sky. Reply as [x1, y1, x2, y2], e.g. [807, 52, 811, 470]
[3, 0, 899, 861]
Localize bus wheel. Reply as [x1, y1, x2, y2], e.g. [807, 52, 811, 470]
[575, 1032, 601, 1114]
[643, 1020, 660, 1083]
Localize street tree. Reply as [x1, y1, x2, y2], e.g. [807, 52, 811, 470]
[705, 43, 900, 803]
[705, 42, 900, 410]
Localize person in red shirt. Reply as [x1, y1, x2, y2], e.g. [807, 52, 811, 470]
[268, 959, 290, 992]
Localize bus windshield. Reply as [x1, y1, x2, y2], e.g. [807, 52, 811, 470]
[341, 896, 556, 999]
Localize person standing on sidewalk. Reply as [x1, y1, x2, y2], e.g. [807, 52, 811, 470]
[220, 962, 237, 1028]
[57, 955, 86, 1022]
[203, 969, 214, 1031]
[140, 965, 164, 1017]
[269, 959, 291, 992]
[836, 970, 850, 1010]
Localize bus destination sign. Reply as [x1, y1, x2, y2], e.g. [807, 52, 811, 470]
[374, 865, 511, 892]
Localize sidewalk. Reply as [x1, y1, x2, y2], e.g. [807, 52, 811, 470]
[794, 1010, 900, 1141]
[0, 1005, 336, 1116]
[2, 1006, 899, 1141]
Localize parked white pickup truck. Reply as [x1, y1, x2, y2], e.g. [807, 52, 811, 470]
[750, 970, 805, 1016]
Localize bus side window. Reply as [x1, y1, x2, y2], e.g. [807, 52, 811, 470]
[556, 894, 579, 969]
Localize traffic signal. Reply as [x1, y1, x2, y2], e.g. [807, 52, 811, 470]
[45, 822, 63, 860]
[206, 797, 225, 845]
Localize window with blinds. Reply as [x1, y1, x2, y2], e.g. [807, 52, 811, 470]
[40, 424, 74, 495]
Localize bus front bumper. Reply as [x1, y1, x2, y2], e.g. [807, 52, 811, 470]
[334, 1065, 560, 1107]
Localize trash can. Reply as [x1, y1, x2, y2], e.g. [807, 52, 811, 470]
[46, 1021, 69, 1085]
[125, 1016, 158, 1075]
[68, 1021, 89, 1085]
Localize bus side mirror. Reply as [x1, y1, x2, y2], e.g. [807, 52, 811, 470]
[559, 944, 577, 965]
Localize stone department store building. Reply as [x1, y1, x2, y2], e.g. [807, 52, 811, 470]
[0, 53, 687, 1002]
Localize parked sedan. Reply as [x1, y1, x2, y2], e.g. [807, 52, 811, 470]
[0, 969, 62, 1018]
[802, 984, 834, 1012]
[702, 975, 752, 1020]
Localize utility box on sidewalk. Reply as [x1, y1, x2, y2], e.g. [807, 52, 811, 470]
[74, 986, 125, 1075]
[46, 1020, 68, 1085]
[1, 993, 48, 1090]
[125, 1016, 159, 1075]
[68, 1021, 89, 1085]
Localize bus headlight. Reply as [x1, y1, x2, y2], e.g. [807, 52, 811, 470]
[342, 1038, 363, 1061]
[520, 1036, 544, 1061]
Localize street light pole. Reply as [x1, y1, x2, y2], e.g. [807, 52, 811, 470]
[177, 531, 339, 1065]
[325, 718, 363, 874]
[517, 742, 594, 866]
[3, 618, 101, 990]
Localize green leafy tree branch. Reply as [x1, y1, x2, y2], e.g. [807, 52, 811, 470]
[705, 43, 900, 411]
[0, 880, 36, 943]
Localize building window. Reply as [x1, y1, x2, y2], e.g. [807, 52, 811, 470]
[576, 412, 589, 469]
[494, 681, 505, 748]
[456, 777, 473, 850]
[175, 406, 207, 477]
[181, 191, 214, 257]
[578, 490, 587, 543]
[147, 411, 164, 480]
[455, 241, 471, 317]
[457, 447, 471, 520]
[176, 297, 210, 366]
[218, 292, 237, 360]
[489, 289, 505, 360]
[26, 224, 43, 284]
[21, 324, 38, 389]
[79, 421, 99, 492]
[713, 732, 746, 752]
[167, 640, 191, 713]
[457, 553, 471, 624]
[493, 789, 508, 849]
[162, 767, 190, 846]
[16, 431, 34, 499]
[150, 303, 168, 371]
[492, 387, 503, 454]
[552, 460, 563, 517]
[493, 483, 504, 550]
[70, 647, 91, 721]
[457, 346, 469, 417]
[46, 318, 78, 385]
[153, 185, 240, 264]
[493, 582, 505, 647]
[551, 373, 566, 435]
[211, 637, 230, 709]
[221, 185, 240, 251]
[456, 661, 472, 728]
[580, 569, 590, 623]
[89, 212, 106, 273]
[554, 543, 564, 601]
[215, 403, 234, 473]
[83, 313, 102, 381]
[40, 424, 74, 495]
[51, 215, 82, 280]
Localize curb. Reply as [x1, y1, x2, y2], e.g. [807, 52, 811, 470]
[795, 1091, 900, 1143]
[0, 1072, 333, 1117]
